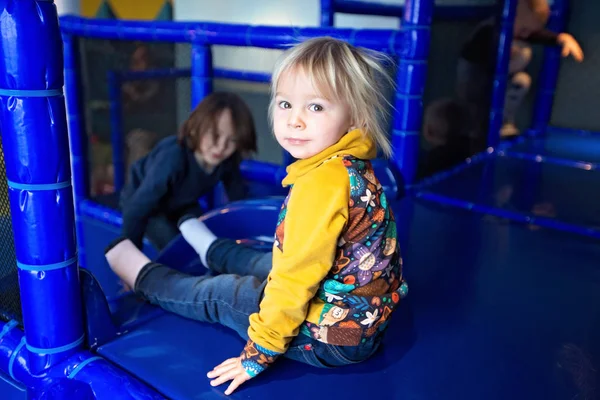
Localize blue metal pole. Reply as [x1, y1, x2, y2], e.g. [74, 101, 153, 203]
[0, 0, 83, 374]
[530, 0, 569, 136]
[58, 16, 405, 54]
[487, 0, 518, 149]
[214, 68, 271, 83]
[191, 42, 213, 108]
[119, 67, 192, 81]
[108, 71, 125, 193]
[191, 42, 214, 208]
[391, 0, 433, 186]
[320, 0, 334, 27]
[332, 0, 496, 20]
[62, 33, 89, 269]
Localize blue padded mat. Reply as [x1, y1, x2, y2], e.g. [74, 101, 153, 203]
[508, 127, 600, 165]
[0, 371, 26, 399]
[96, 198, 600, 400]
[420, 153, 600, 231]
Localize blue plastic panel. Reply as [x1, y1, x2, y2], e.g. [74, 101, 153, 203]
[419, 153, 600, 232]
[507, 127, 600, 165]
[95, 198, 600, 399]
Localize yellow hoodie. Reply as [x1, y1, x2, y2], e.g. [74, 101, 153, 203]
[240, 129, 407, 377]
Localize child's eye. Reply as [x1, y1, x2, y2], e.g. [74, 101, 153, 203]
[278, 101, 291, 109]
[308, 104, 324, 112]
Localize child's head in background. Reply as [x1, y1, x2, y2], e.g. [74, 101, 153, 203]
[178, 92, 257, 168]
[422, 98, 472, 148]
[514, 0, 551, 38]
[269, 37, 394, 160]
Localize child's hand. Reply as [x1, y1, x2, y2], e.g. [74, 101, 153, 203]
[207, 356, 252, 395]
[557, 33, 584, 62]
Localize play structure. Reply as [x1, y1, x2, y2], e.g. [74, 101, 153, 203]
[0, 0, 599, 399]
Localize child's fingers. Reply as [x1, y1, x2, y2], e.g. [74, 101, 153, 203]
[224, 373, 250, 396]
[207, 358, 238, 377]
[575, 46, 584, 62]
[209, 367, 244, 388]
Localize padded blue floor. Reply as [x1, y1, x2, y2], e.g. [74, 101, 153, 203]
[420, 153, 600, 231]
[95, 198, 600, 400]
[0, 371, 26, 399]
[508, 127, 600, 165]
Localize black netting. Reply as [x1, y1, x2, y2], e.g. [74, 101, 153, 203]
[79, 39, 285, 205]
[80, 39, 181, 202]
[0, 141, 22, 323]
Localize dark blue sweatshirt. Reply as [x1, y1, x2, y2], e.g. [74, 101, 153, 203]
[120, 135, 246, 248]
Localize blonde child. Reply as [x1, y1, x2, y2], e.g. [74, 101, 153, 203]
[105, 37, 407, 395]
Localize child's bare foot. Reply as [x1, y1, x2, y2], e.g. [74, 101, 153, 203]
[105, 237, 151, 290]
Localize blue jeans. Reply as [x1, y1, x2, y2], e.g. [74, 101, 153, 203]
[134, 238, 381, 368]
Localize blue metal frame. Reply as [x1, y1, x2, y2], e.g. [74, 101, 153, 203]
[487, 0, 518, 149]
[320, 0, 497, 25]
[59, 16, 406, 52]
[530, 0, 569, 135]
[391, 0, 434, 185]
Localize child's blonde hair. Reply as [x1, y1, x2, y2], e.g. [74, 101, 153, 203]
[269, 37, 395, 157]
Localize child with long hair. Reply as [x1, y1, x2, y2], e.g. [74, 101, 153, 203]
[119, 91, 257, 250]
[105, 37, 407, 395]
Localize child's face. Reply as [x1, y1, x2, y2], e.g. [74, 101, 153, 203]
[273, 68, 353, 160]
[198, 108, 237, 167]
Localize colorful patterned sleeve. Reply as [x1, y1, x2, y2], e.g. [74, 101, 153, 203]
[240, 339, 282, 377]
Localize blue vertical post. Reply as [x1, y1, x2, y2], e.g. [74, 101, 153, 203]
[530, 0, 568, 136]
[191, 41, 213, 108]
[391, 0, 434, 185]
[108, 71, 125, 192]
[191, 41, 214, 207]
[0, 0, 83, 374]
[320, 0, 334, 27]
[487, 0, 518, 148]
[62, 33, 89, 268]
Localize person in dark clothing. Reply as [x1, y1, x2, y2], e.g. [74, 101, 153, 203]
[418, 98, 474, 179]
[456, 0, 583, 141]
[119, 92, 257, 250]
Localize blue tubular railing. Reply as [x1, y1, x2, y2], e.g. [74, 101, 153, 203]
[320, 0, 497, 26]
[531, 0, 568, 135]
[59, 16, 404, 54]
[487, 0, 518, 149]
[191, 42, 212, 108]
[391, 0, 434, 185]
[63, 32, 90, 268]
[0, 0, 82, 374]
[416, 191, 600, 240]
[321, 0, 335, 26]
